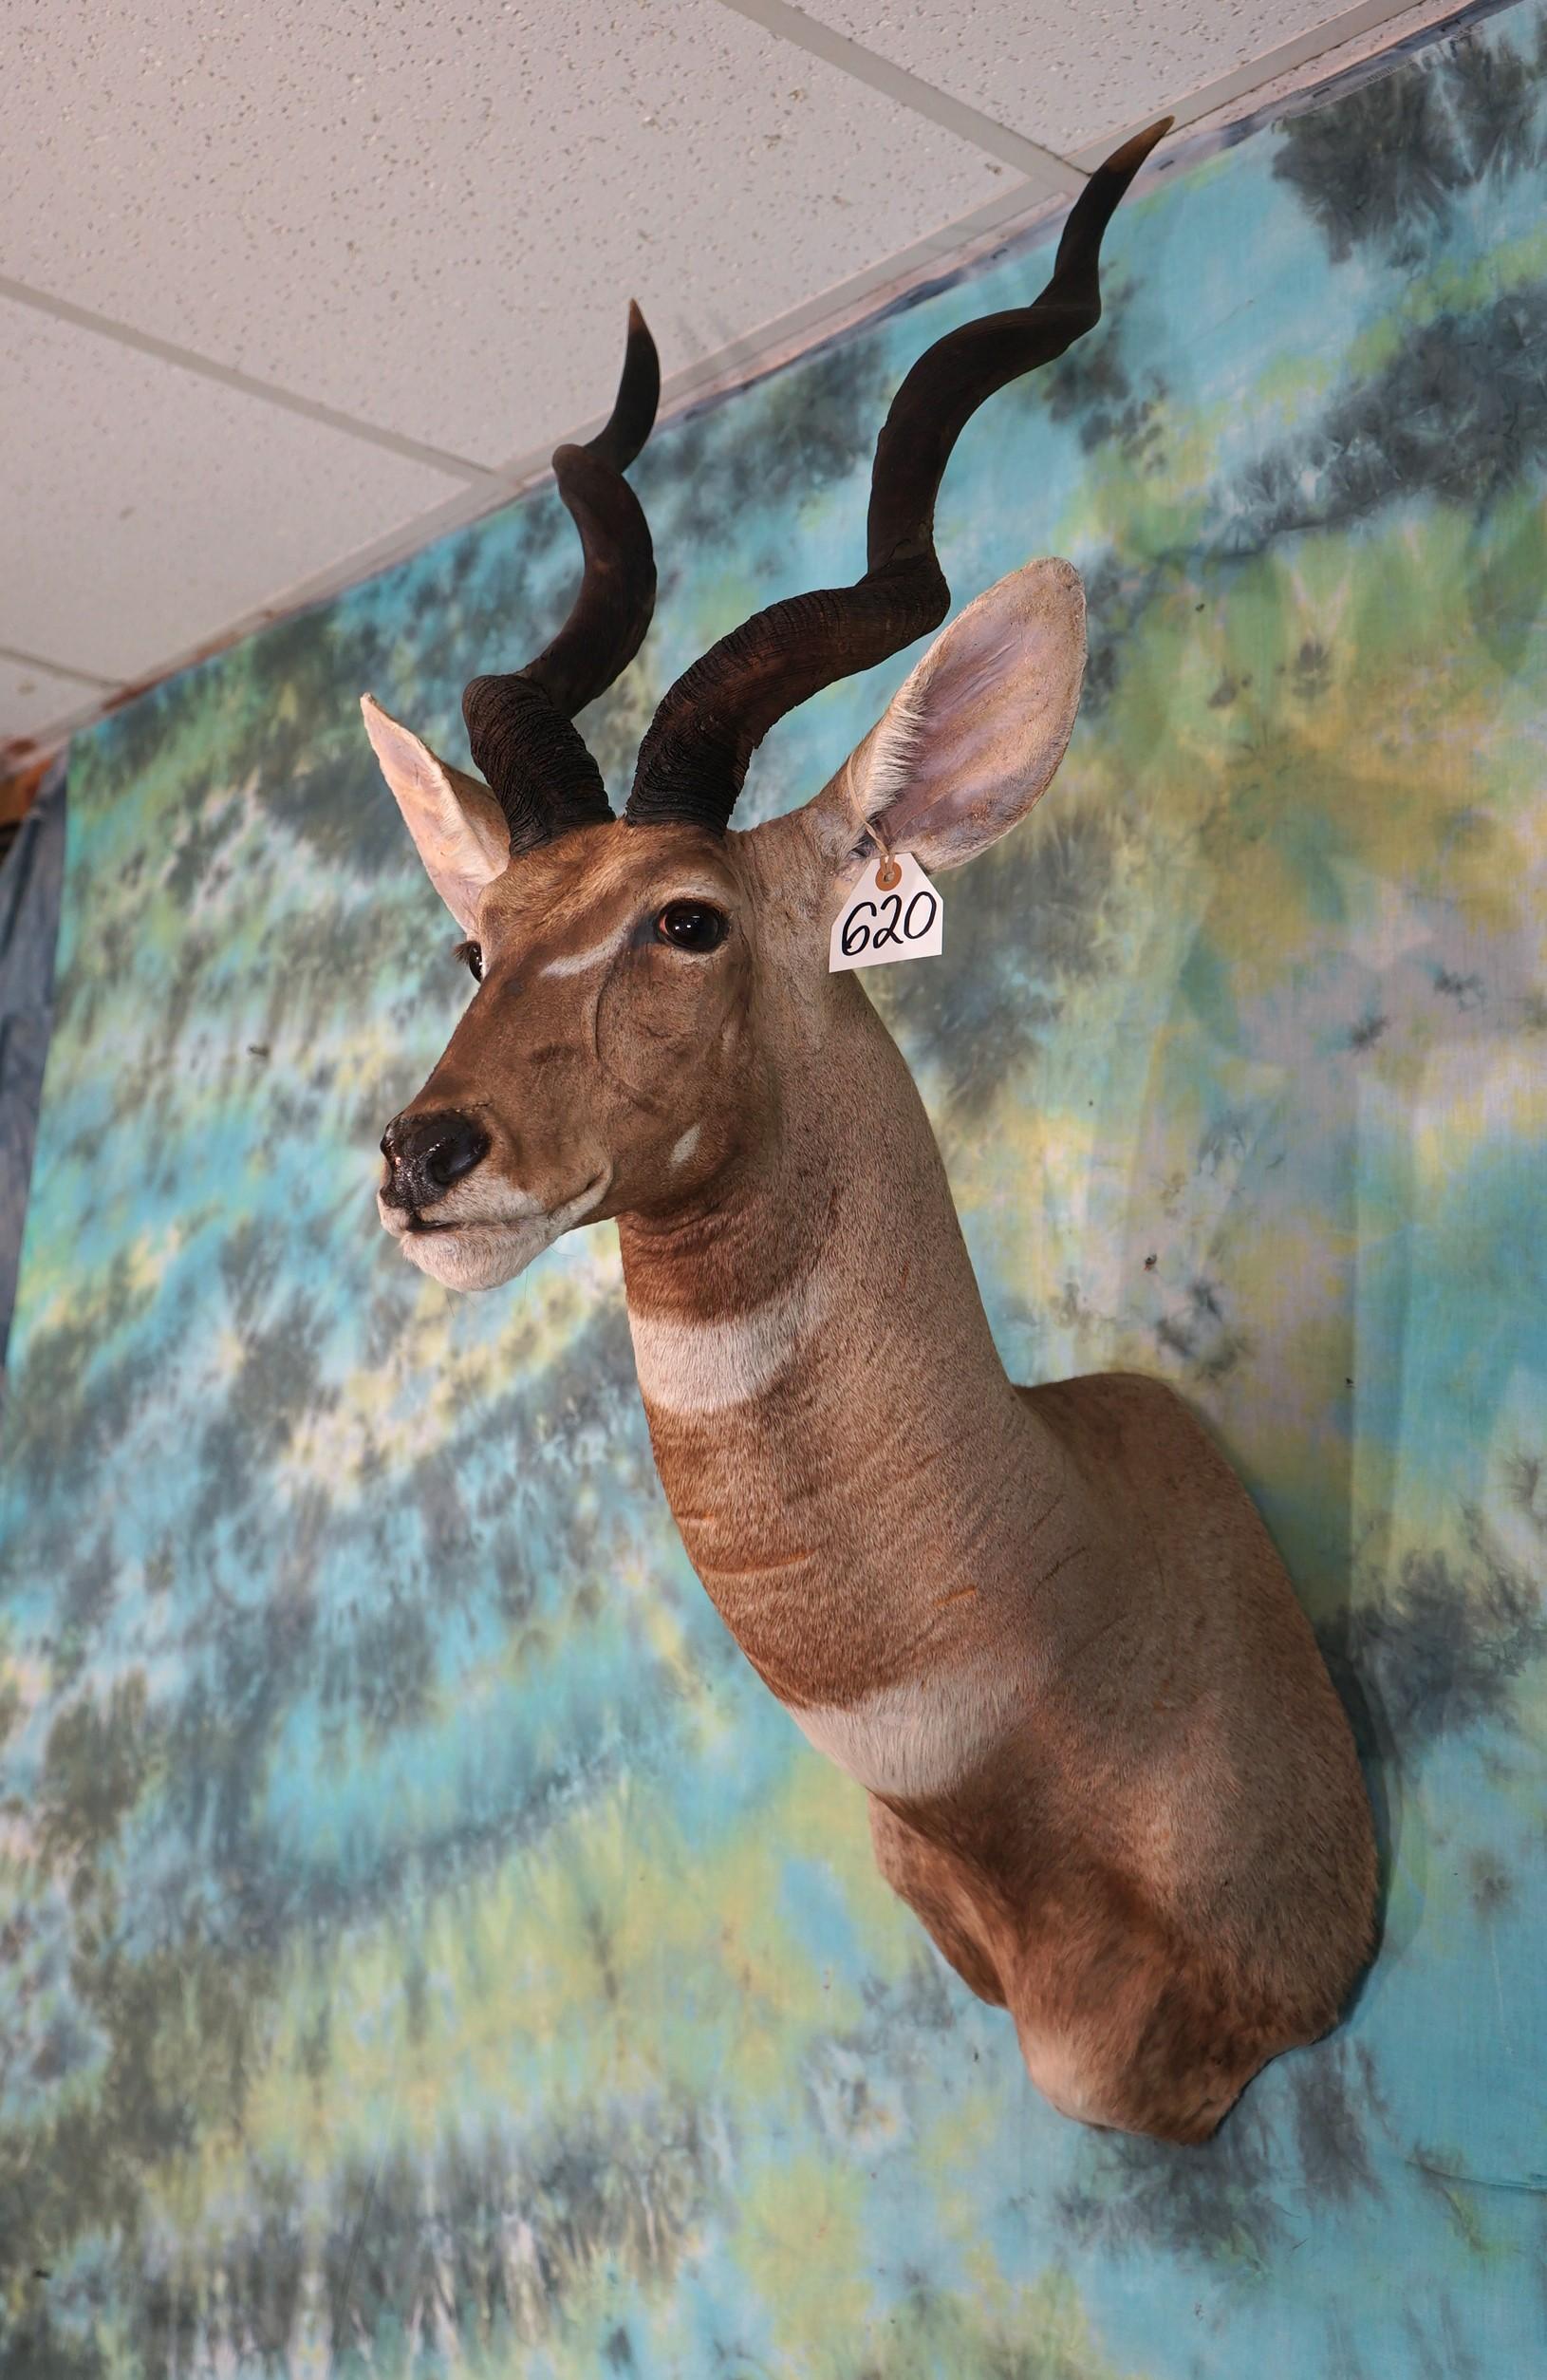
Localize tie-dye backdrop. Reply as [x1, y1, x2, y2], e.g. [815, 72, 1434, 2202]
[0, 759, 65, 1389]
[4, 6, 1546, 2373]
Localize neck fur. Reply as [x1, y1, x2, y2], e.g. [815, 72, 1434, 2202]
[617, 976, 1067, 1715]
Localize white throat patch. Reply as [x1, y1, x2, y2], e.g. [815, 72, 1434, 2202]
[627, 1268, 821, 1417]
[790, 1659, 1018, 1799]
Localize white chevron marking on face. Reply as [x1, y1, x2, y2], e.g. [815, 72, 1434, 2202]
[790, 1661, 1017, 1798]
[670, 1124, 701, 1169]
[627, 1271, 818, 1417]
[541, 922, 631, 977]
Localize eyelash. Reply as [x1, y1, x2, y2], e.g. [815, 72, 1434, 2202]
[453, 940, 483, 983]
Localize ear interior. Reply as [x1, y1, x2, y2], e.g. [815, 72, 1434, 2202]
[361, 695, 510, 933]
[823, 558, 1088, 874]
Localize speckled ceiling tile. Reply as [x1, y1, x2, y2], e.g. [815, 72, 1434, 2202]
[0, 0, 1006, 465]
[804, 0, 1397, 154]
[0, 655, 104, 747]
[0, 297, 467, 684]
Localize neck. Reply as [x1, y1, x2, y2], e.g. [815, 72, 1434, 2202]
[617, 980, 1065, 1713]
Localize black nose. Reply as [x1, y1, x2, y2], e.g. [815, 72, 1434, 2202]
[380, 1109, 491, 1211]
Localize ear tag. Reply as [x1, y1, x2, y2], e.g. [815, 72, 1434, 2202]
[829, 851, 943, 973]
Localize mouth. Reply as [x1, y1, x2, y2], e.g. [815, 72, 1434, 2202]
[376, 1171, 610, 1290]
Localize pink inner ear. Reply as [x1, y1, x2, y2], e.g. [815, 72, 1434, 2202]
[867, 562, 1087, 867]
[360, 695, 512, 932]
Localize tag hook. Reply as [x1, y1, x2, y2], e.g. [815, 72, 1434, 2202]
[871, 818, 902, 892]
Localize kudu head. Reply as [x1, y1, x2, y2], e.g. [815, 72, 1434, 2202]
[365, 126, 1165, 1291]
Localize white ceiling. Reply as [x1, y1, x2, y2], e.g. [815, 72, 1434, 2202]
[1, 0, 1450, 760]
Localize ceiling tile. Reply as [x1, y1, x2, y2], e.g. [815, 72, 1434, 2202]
[0, 654, 100, 747]
[802, 0, 1377, 154]
[0, 0, 1005, 468]
[0, 298, 468, 685]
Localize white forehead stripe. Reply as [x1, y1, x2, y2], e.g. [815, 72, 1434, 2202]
[791, 1659, 1017, 1799]
[541, 922, 630, 977]
[628, 1272, 817, 1417]
[670, 1125, 701, 1169]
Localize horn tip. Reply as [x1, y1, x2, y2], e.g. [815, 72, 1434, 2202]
[1103, 117, 1172, 178]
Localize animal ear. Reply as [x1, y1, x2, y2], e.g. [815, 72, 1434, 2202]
[811, 558, 1087, 874]
[361, 694, 510, 933]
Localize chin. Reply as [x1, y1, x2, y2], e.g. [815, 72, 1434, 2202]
[390, 1218, 555, 1293]
[376, 1172, 607, 1294]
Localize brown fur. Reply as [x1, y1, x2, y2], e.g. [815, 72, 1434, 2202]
[366, 562, 1378, 2143]
[867, 1372, 1374, 2143]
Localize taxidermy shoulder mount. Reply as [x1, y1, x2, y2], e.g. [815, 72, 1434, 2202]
[363, 121, 1376, 2145]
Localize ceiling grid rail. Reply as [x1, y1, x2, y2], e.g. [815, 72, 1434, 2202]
[0, 0, 1464, 759]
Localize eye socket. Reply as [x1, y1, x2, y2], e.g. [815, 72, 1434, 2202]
[655, 901, 728, 954]
[453, 939, 483, 983]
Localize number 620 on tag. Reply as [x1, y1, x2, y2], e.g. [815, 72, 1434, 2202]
[829, 852, 944, 973]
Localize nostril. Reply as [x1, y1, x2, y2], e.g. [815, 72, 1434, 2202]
[425, 1123, 489, 1188]
[379, 1109, 489, 1209]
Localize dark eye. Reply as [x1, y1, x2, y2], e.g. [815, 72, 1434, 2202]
[655, 901, 728, 953]
[453, 939, 483, 983]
